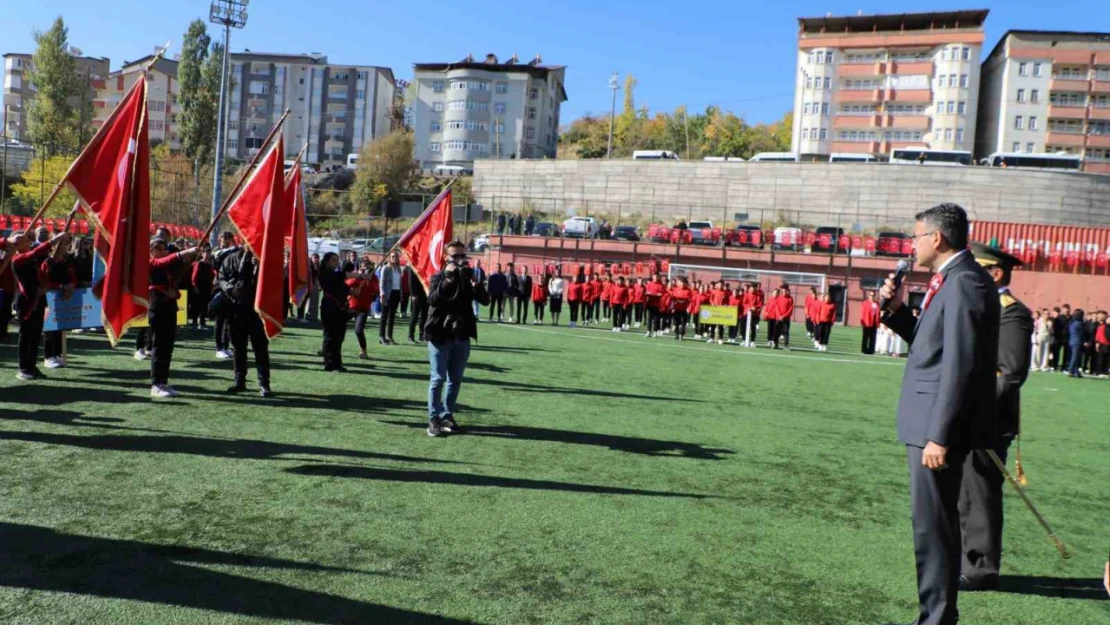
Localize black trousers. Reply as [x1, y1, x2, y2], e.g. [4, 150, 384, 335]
[766, 319, 778, 344]
[805, 318, 815, 335]
[17, 306, 45, 373]
[959, 442, 1010, 584]
[409, 296, 428, 340]
[515, 296, 529, 324]
[0, 290, 12, 339]
[354, 312, 370, 351]
[779, 320, 790, 346]
[533, 301, 546, 322]
[214, 312, 231, 351]
[861, 327, 878, 354]
[489, 294, 505, 320]
[674, 311, 689, 336]
[399, 292, 410, 317]
[43, 331, 63, 360]
[135, 328, 153, 352]
[1052, 343, 1070, 371]
[189, 288, 211, 325]
[611, 305, 623, 329]
[148, 303, 177, 386]
[568, 300, 580, 323]
[646, 307, 661, 333]
[907, 445, 968, 625]
[817, 322, 832, 346]
[231, 308, 271, 386]
[322, 307, 349, 370]
[634, 303, 644, 324]
[379, 291, 399, 340]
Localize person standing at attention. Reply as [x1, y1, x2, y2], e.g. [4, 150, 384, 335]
[378, 251, 402, 345]
[425, 241, 490, 437]
[879, 203, 999, 625]
[860, 290, 881, 355]
[547, 272, 565, 326]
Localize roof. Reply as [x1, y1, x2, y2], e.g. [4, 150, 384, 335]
[118, 55, 179, 77]
[414, 57, 567, 100]
[798, 9, 989, 34]
[983, 29, 1110, 64]
[231, 50, 329, 64]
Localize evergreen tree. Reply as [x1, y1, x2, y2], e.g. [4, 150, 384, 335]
[26, 17, 89, 155]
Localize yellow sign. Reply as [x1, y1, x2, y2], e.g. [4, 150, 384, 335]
[698, 305, 737, 326]
[133, 292, 190, 328]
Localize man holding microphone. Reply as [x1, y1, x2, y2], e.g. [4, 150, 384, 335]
[879, 203, 999, 625]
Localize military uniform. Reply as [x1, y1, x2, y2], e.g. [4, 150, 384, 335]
[958, 243, 1033, 589]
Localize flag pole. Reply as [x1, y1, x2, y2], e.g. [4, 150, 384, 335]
[387, 179, 456, 258]
[197, 109, 290, 245]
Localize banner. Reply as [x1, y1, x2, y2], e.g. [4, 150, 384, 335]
[699, 305, 738, 327]
[44, 289, 188, 331]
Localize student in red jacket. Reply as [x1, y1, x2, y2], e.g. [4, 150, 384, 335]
[688, 283, 703, 337]
[643, 273, 666, 337]
[692, 284, 711, 338]
[803, 287, 818, 339]
[703, 281, 727, 344]
[531, 274, 549, 325]
[815, 292, 837, 352]
[669, 278, 695, 340]
[581, 273, 597, 325]
[566, 275, 584, 329]
[631, 278, 646, 328]
[348, 258, 377, 359]
[608, 276, 628, 331]
[599, 273, 613, 322]
[148, 238, 199, 398]
[10, 229, 70, 380]
[776, 286, 795, 349]
[743, 284, 765, 347]
[0, 237, 15, 342]
[859, 290, 881, 355]
[659, 278, 673, 333]
[764, 288, 782, 348]
[724, 286, 743, 344]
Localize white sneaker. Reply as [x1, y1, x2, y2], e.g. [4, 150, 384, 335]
[216, 350, 232, 360]
[44, 357, 63, 369]
[134, 349, 148, 361]
[717, 339, 724, 345]
[164, 385, 179, 397]
[151, 385, 174, 398]
[645, 332, 652, 338]
[706, 339, 714, 344]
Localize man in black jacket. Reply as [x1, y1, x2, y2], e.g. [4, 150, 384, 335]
[1051, 304, 1071, 372]
[407, 264, 429, 343]
[217, 247, 273, 397]
[487, 264, 507, 321]
[424, 240, 490, 437]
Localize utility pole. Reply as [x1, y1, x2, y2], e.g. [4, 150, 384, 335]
[683, 106, 690, 159]
[209, 0, 248, 247]
[607, 71, 619, 159]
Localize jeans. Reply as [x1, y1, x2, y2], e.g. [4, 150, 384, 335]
[1068, 344, 1084, 375]
[428, 338, 471, 422]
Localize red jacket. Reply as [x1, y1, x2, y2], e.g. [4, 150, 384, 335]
[631, 284, 646, 304]
[804, 294, 816, 320]
[709, 288, 727, 306]
[600, 281, 613, 302]
[660, 290, 672, 311]
[347, 277, 375, 312]
[566, 281, 583, 302]
[532, 282, 548, 303]
[1096, 324, 1110, 346]
[645, 282, 666, 309]
[729, 292, 743, 308]
[610, 285, 629, 306]
[748, 290, 765, 313]
[859, 300, 881, 328]
[816, 301, 837, 324]
[777, 295, 795, 320]
[670, 286, 694, 312]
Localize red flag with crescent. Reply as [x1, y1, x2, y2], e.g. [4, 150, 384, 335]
[397, 187, 453, 291]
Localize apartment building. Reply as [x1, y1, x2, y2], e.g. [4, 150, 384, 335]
[412, 54, 567, 170]
[225, 51, 395, 168]
[93, 54, 180, 150]
[2, 51, 110, 141]
[976, 30, 1110, 174]
[793, 10, 988, 159]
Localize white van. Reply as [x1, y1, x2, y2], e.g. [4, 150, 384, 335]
[346, 154, 359, 170]
[749, 152, 799, 163]
[434, 165, 471, 176]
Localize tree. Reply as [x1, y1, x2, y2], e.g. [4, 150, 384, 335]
[26, 17, 90, 155]
[10, 154, 80, 218]
[177, 20, 222, 190]
[350, 130, 415, 214]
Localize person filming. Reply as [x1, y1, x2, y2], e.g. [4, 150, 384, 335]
[424, 241, 490, 438]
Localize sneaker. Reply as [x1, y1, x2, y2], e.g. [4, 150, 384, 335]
[15, 371, 35, 381]
[227, 383, 247, 393]
[408, 337, 417, 344]
[134, 349, 148, 360]
[706, 338, 714, 344]
[358, 351, 368, 360]
[150, 385, 174, 399]
[717, 340, 724, 345]
[216, 350, 232, 360]
[164, 386, 179, 398]
[427, 419, 444, 437]
[646, 332, 653, 338]
[259, 386, 274, 398]
[440, 416, 462, 434]
[44, 357, 64, 369]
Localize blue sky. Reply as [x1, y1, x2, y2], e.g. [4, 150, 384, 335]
[1, 1, 1100, 124]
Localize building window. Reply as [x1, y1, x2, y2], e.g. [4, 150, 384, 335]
[1012, 141, 1021, 152]
[805, 77, 812, 90]
[947, 75, 956, 88]
[528, 107, 536, 120]
[526, 127, 536, 140]
[245, 137, 264, 150]
[1033, 62, 1043, 77]
[821, 102, 829, 115]
[1030, 89, 1040, 103]
[823, 77, 830, 89]
[530, 87, 538, 99]
[429, 142, 440, 152]
[1014, 115, 1024, 130]
[494, 102, 506, 114]
[957, 102, 966, 115]
[937, 74, 946, 88]
[942, 48, 950, 60]
[229, 120, 239, 131]
[494, 122, 505, 134]
[947, 101, 955, 114]
[824, 51, 833, 64]
[1018, 62, 1028, 76]
[803, 103, 811, 115]
[1029, 116, 1038, 130]
[937, 100, 945, 113]
[961, 47, 970, 61]
[819, 128, 827, 140]
[802, 128, 809, 140]
[956, 128, 965, 143]
[355, 90, 365, 100]
[251, 63, 270, 76]
[249, 81, 269, 95]
[432, 80, 444, 93]
[1027, 142, 1035, 153]
[431, 121, 441, 131]
[432, 102, 443, 112]
[958, 74, 968, 89]
[496, 82, 508, 93]
[1017, 89, 1025, 103]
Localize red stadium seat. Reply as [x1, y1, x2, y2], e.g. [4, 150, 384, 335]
[900, 239, 914, 256]
[635, 262, 644, 276]
[80, 221, 90, 234]
[838, 235, 850, 251]
[864, 237, 876, 254]
[751, 230, 762, 247]
[660, 260, 670, 274]
[1097, 253, 1109, 270]
[736, 230, 749, 245]
[669, 230, 680, 244]
[781, 232, 794, 247]
[851, 236, 863, 250]
[804, 232, 817, 246]
[620, 263, 630, 275]
[683, 230, 693, 244]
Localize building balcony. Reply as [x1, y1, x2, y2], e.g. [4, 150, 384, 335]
[1090, 107, 1110, 121]
[1045, 131, 1087, 147]
[838, 63, 883, 77]
[1088, 134, 1110, 148]
[887, 89, 932, 103]
[834, 115, 879, 128]
[838, 89, 883, 103]
[1050, 78, 1089, 92]
[1093, 81, 1110, 95]
[890, 61, 933, 76]
[884, 115, 930, 129]
[1048, 105, 1088, 119]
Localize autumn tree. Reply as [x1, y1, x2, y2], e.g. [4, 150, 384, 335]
[350, 130, 416, 215]
[26, 17, 91, 155]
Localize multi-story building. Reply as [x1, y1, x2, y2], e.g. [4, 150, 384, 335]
[792, 10, 988, 159]
[225, 52, 395, 168]
[93, 54, 180, 150]
[412, 54, 567, 170]
[2, 51, 110, 141]
[977, 30, 1110, 174]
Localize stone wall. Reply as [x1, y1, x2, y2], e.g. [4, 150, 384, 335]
[473, 159, 1110, 230]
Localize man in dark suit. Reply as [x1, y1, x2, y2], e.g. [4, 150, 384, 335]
[957, 243, 1033, 592]
[880, 203, 1000, 625]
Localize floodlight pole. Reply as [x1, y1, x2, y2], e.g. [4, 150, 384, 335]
[209, 0, 248, 247]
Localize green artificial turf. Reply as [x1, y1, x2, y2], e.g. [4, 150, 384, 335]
[0, 317, 1107, 625]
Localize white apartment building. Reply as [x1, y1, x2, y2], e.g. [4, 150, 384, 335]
[3, 51, 110, 142]
[977, 30, 1110, 173]
[793, 10, 988, 159]
[412, 54, 567, 169]
[93, 54, 179, 149]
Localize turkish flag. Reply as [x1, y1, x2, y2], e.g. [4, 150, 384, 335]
[398, 187, 453, 290]
[226, 136, 290, 339]
[67, 76, 151, 345]
[284, 163, 310, 307]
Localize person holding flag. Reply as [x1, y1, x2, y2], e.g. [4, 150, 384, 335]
[148, 238, 198, 398]
[9, 229, 71, 380]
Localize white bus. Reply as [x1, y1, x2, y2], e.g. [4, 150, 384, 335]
[703, 156, 746, 162]
[632, 150, 680, 160]
[981, 152, 1082, 171]
[889, 148, 972, 166]
[749, 152, 799, 162]
[346, 154, 359, 170]
[829, 153, 876, 163]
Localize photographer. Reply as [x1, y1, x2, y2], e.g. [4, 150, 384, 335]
[424, 240, 490, 438]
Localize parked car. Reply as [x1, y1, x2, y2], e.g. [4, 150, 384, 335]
[365, 235, 402, 253]
[533, 222, 561, 237]
[470, 233, 490, 252]
[612, 225, 640, 241]
[724, 224, 765, 249]
[314, 238, 355, 257]
[562, 216, 600, 239]
[687, 220, 721, 245]
[812, 227, 848, 253]
[875, 231, 908, 257]
[772, 227, 804, 252]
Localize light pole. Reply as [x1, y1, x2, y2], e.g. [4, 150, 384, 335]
[209, 0, 248, 247]
[606, 71, 619, 159]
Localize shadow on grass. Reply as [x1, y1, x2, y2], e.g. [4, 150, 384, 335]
[164, 386, 467, 416]
[0, 384, 186, 407]
[286, 464, 713, 498]
[378, 420, 734, 460]
[0, 521, 482, 625]
[997, 575, 1108, 600]
[470, 344, 555, 354]
[0, 429, 465, 466]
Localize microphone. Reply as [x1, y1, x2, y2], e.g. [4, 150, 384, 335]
[880, 259, 910, 312]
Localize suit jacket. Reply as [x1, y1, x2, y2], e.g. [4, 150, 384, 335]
[995, 290, 1033, 440]
[379, 265, 402, 299]
[883, 252, 1000, 450]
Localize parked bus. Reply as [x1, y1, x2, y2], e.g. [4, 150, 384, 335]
[346, 154, 359, 170]
[829, 153, 876, 163]
[749, 152, 800, 162]
[889, 148, 972, 166]
[981, 152, 1082, 171]
[632, 150, 680, 160]
[703, 156, 746, 162]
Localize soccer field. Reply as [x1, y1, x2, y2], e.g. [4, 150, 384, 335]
[0, 320, 1107, 625]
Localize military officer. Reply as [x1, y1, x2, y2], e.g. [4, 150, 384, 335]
[958, 242, 1034, 591]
